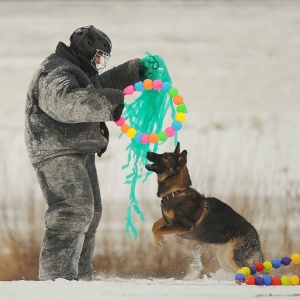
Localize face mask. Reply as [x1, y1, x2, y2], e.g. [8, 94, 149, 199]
[91, 49, 110, 74]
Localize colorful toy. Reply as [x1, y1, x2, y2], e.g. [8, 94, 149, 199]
[235, 252, 300, 286]
[117, 52, 187, 239]
[115, 79, 187, 144]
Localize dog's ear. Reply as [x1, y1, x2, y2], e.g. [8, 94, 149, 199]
[178, 150, 187, 168]
[174, 142, 180, 155]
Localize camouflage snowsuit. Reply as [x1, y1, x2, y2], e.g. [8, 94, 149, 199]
[25, 42, 140, 280]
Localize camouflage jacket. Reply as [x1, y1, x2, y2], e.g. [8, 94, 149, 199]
[25, 42, 140, 164]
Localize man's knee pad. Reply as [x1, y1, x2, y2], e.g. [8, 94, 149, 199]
[45, 202, 94, 233]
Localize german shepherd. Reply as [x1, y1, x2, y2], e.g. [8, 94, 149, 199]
[145, 142, 263, 272]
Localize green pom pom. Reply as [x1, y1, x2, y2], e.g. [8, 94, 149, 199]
[176, 103, 188, 113]
[158, 131, 168, 141]
[168, 87, 178, 98]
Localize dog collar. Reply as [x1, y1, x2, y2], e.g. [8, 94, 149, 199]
[161, 188, 190, 205]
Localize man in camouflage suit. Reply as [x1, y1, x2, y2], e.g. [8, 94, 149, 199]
[25, 25, 145, 280]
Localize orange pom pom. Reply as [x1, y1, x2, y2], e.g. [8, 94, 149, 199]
[173, 95, 183, 105]
[271, 276, 281, 285]
[143, 79, 153, 90]
[246, 275, 255, 285]
[121, 124, 130, 133]
[148, 133, 159, 144]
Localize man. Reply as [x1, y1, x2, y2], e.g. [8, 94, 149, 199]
[25, 25, 146, 280]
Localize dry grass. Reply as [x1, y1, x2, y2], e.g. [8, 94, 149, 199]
[0, 243, 40, 281]
[1, 185, 299, 281]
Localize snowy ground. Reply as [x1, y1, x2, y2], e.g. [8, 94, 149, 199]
[1, 276, 300, 300]
[1, 0, 300, 298]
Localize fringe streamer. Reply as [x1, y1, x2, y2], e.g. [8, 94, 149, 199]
[121, 52, 177, 239]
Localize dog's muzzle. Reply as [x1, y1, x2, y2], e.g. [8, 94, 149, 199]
[146, 152, 162, 173]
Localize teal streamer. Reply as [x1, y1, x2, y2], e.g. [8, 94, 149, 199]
[121, 52, 177, 239]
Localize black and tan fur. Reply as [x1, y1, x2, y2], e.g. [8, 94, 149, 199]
[146, 142, 263, 272]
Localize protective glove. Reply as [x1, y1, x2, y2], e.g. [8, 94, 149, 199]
[97, 122, 109, 157]
[112, 103, 125, 122]
[139, 63, 147, 81]
[139, 54, 160, 80]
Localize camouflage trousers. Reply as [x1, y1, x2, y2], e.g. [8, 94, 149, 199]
[34, 153, 102, 281]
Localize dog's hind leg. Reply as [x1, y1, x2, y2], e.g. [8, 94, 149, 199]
[232, 235, 264, 269]
[214, 243, 240, 272]
[212, 236, 263, 273]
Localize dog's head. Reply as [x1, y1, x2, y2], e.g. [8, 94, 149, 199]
[146, 142, 187, 177]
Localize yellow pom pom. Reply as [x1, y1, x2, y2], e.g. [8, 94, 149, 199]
[290, 253, 300, 264]
[281, 276, 291, 286]
[290, 275, 300, 285]
[126, 128, 137, 138]
[175, 112, 186, 122]
[263, 261, 273, 272]
[236, 268, 247, 276]
[241, 267, 251, 276]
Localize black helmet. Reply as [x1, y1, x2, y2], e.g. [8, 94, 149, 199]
[70, 25, 112, 73]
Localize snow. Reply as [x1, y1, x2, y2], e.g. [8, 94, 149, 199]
[1, 277, 299, 300]
[1, 0, 300, 298]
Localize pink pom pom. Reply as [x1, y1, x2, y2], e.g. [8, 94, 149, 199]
[140, 134, 149, 144]
[123, 85, 135, 95]
[152, 80, 163, 90]
[165, 127, 175, 137]
[115, 116, 125, 126]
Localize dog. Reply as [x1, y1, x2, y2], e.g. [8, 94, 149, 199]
[145, 142, 263, 272]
